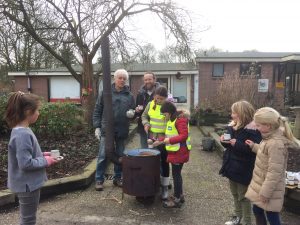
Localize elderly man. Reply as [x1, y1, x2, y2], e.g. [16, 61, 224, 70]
[135, 72, 160, 148]
[93, 69, 135, 191]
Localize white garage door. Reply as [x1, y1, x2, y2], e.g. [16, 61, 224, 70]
[50, 76, 80, 102]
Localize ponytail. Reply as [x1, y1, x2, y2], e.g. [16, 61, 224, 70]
[4, 91, 40, 128]
[279, 116, 300, 146]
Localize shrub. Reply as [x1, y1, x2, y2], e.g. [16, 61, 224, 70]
[32, 102, 85, 138]
[0, 94, 9, 135]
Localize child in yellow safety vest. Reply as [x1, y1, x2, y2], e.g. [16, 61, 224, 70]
[141, 86, 170, 200]
[160, 101, 191, 208]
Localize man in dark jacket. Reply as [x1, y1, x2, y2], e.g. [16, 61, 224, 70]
[135, 72, 160, 148]
[93, 69, 135, 191]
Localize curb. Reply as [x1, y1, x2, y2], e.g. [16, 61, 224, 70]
[0, 124, 137, 207]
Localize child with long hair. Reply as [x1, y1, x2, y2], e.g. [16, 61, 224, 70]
[141, 86, 170, 200]
[219, 100, 262, 225]
[245, 107, 300, 225]
[4, 91, 59, 225]
[160, 101, 191, 208]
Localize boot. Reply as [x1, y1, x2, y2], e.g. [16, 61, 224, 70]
[161, 177, 169, 200]
[255, 215, 267, 225]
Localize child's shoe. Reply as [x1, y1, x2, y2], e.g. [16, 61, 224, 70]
[163, 197, 181, 208]
[224, 216, 241, 225]
[168, 194, 185, 203]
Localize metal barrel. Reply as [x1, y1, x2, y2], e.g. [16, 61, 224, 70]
[122, 149, 160, 197]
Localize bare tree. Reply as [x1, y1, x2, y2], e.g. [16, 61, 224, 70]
[133, 43, 157, 64]
[0, 0, 193, 123]
[207, 72, 269, 113]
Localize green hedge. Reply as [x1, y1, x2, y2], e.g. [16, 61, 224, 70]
[0, 97, 85, 138]
[0, 95, 9, 135]
[32, 102, 84, 138]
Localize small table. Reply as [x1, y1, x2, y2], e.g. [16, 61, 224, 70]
[290, 106, 300, 139]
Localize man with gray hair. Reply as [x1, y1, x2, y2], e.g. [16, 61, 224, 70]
[93, 69, 135, 191]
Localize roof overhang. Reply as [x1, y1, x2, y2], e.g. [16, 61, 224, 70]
[8, 70, 198, 77]
[195, 57, 282, 63]
[281, 54, 300, 62]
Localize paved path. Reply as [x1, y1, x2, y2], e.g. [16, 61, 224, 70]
[0, 126, 299, 224]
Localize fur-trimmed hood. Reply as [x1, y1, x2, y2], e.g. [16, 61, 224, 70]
[177, 109, 190, 119]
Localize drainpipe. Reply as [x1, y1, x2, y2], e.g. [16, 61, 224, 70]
[101, 36, 121, 165]
[26, 71, 31, 93]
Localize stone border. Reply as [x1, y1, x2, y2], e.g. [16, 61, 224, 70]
[0, 124, 137, 207]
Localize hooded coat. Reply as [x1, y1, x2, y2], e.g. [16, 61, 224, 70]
[166, 110, 191, 164]
[93, 84, 135, 138]
[245, 129, 294, 212]
[219, 122, 262, 185]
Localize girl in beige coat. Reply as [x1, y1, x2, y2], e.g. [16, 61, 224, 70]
[245, 107, 300, 225]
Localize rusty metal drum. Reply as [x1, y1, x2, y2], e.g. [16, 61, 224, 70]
[122, 149, 160, 197]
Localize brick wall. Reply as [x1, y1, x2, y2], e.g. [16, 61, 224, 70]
[197, 62, 285, 110]
[14, 76, 49, 101]
[129, 75, 144, 100]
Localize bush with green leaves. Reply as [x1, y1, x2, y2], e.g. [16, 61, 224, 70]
[0, 94, 9, 135]
[32, 102, 85, 138]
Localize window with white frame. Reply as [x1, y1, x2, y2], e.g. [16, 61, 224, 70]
[172, 76, 187, 103]
[212, 63, 224, 77]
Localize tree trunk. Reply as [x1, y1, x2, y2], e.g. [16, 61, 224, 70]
[101, 36, 121, 165]
[81, 54, 95, 126]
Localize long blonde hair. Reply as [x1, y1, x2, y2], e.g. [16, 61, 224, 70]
[230, 100, 255, 129]
[254, 107, 300, 146]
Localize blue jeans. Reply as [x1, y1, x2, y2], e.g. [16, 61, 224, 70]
[253, 204, 281, 225]
[139, 130, 148, 149]
[95, 136, 125, 183]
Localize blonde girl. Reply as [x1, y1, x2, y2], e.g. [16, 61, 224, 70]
[219, 100, 262, 225]
[245, 107, 300, 225]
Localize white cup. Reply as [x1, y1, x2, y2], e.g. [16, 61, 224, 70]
[138, 105, 144, 111]
[50, 150, 60, 158]
[147, 139, 153, 148]
[223, 133, 231, 141]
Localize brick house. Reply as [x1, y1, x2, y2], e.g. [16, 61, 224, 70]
[195, 52, 300, 111]
[8, 63, 198, 109]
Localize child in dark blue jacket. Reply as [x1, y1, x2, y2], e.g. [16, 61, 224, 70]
[219, 100, 262, 225]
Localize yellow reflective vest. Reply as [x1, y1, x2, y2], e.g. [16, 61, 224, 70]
[165, 118, 192, 151]
[148, 100, 166, 133]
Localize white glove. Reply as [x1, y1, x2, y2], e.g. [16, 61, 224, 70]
[95, 128, 101, 140]
[126, 109, 135, 118]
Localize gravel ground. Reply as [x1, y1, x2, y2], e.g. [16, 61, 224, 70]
[0, 126, 299, 225]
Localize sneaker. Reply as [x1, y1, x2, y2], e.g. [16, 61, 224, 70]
[95, 181, 104, 191]
[169, 195, 185, 203]
[163, 197, 181, 208]
[225, 216, 241, 225]
[113, 179, 123, 187]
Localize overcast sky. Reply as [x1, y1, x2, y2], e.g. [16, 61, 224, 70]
[133, 0, 300, 52]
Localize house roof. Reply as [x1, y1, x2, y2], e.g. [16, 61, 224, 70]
[8, 63, 197, 76]
[195, 52, 300, 63]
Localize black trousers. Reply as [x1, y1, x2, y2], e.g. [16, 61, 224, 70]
[157, 145, 170, 177]
[172, 163, 184, 198]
